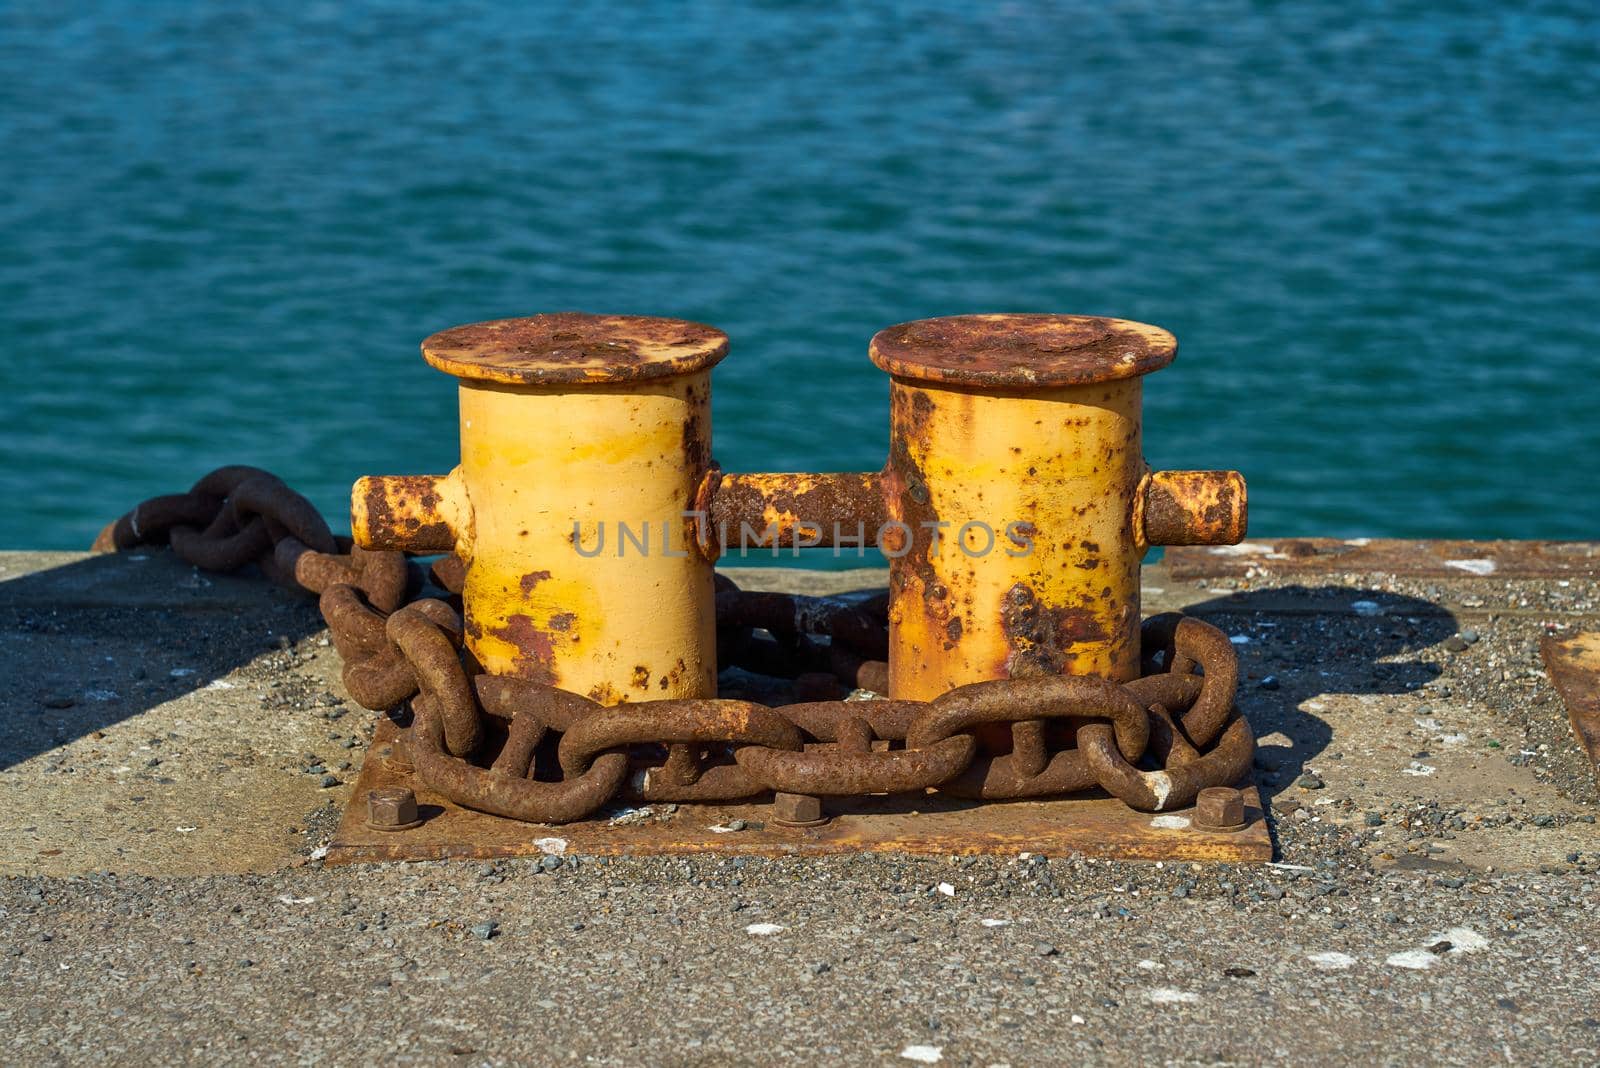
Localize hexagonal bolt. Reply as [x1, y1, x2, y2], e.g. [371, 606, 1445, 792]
[367, 786, 422, 831]
[1194, 786, 1246, 831]
[771, 791, 829, 828]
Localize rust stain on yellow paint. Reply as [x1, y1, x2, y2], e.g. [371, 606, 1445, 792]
[883, 375, 1145, 699]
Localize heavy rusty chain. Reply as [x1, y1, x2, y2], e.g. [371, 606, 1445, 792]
[94, 466, 1255, 824]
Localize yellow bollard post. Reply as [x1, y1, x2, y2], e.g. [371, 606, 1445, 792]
[869, 314, 1245, 701]
[351, 313, 728, 704]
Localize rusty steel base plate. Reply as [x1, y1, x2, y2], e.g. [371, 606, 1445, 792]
[325, 719, 1271, 865]
[1541, 631, 1600, 783]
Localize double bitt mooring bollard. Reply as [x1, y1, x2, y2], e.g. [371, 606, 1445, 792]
[353, 311, 1245, 710]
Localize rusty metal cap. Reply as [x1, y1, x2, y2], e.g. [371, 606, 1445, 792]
[868, 314, 1176, 389]
[422, 313, 729, 386]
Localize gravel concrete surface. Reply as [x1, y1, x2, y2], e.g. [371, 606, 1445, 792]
[2, 548, 1598, 1066]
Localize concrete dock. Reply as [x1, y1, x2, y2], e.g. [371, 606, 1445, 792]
[2, 544, 1597, 1064]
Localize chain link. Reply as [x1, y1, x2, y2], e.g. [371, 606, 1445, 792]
[94, 467, 1255, 823]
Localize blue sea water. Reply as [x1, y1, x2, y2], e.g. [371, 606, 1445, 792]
[2, 2, 1597, 552]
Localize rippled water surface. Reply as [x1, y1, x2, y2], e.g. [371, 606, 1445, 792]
[3, 2, 1597, 550]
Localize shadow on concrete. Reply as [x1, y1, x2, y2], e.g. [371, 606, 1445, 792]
[1180, 585, 1457, 805]
[0, 551, 324, 770]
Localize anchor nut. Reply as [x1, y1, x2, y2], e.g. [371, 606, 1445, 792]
[367, 786, 422, 831]
[1194, 786, 1246, 831]
[772, 791, 828, 827]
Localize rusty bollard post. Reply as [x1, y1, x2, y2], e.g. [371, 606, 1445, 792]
[349, 314, 728, 704]
[868, 314, 1247, 700]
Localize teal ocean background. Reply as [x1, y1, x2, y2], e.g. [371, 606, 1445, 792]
[2, 3, 1597, 552]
